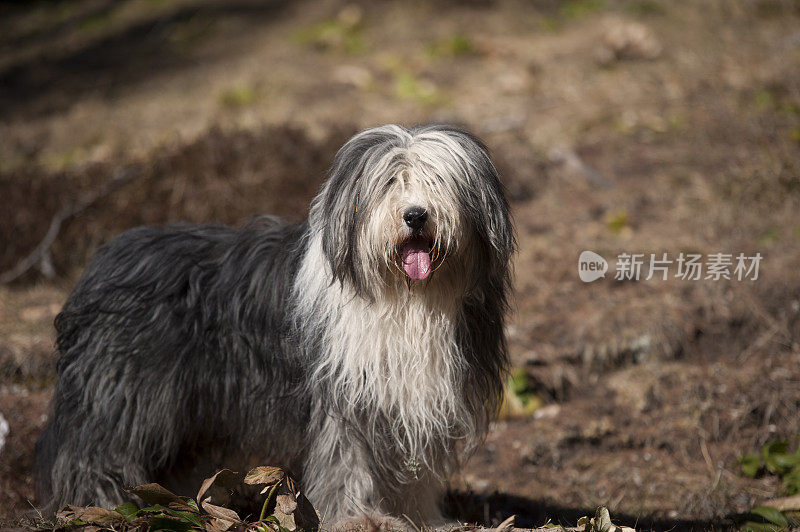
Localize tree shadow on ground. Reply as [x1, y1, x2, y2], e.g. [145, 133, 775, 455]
[445, 490, 727, 531]
[1, 0, 120, 50]
[0, 0, 293, 119]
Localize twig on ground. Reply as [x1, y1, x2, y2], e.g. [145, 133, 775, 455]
[0, 165, 142, 285]
[761, 494, 800, 512]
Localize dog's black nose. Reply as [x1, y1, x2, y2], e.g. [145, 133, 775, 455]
[403, 207, 428, 231]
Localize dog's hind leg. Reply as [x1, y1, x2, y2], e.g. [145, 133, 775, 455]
[37, 391, 174, 513]
[36, 344, 182, 512]
[36, 426, 150, 512]
[33, 423, 57, 509]
[49, 451, 148, 511]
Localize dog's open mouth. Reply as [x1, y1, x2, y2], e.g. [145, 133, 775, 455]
[400, 236, 433, 281]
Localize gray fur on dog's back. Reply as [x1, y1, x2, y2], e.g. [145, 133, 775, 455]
[36, 219, 311, 510]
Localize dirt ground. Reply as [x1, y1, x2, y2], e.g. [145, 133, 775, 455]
[1, 0, 800, 530]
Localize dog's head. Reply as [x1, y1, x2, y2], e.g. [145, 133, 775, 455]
[309, 124, 515, 300]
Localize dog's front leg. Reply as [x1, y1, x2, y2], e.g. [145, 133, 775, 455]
[304, 415, 380, 521]
[303, 416, 413, 530]
[303, 415, 448, 531]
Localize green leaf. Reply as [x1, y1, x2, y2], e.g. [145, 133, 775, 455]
[166, 509, 204, 528]
[750, 506, 789, 528]
[139, 504, 171, 514]
[147, 515, 194, 532]
[762, 441, 792, 474]
[182, 497, 199, 512]
[782, 468, 800, 495]
[762, 440, 790, 459]
[509, 368, 529, 395]
[740, 521, 784, 532]
[115, 501, 140, 521]
[740, 453, 763, 478]
[772, 452, 800, 469]
[765, 453, 796, 475]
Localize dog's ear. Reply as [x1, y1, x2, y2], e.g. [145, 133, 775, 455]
[310, 126, 408, 294]
[435, 125, 516, 280]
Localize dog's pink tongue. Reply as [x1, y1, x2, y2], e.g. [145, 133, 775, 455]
[401, 241, 431, 281]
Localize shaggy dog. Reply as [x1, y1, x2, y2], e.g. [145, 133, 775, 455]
[35, 124, 515, 526]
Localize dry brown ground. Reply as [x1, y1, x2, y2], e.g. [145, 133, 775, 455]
[1, 0, 800, 530]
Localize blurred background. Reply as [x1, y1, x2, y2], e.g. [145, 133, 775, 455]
[1, 0, 799, 529]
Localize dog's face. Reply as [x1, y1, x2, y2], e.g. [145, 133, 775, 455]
[309, 124, 514, 300]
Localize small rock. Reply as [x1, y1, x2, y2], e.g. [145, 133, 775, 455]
[332, 65, 373, 88]
[533, 404, 561, 420]
[597, 19, 662, 64]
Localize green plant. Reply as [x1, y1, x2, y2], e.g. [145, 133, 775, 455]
[739, 438, 800, 495]
[219, 84, 260, 108]
[755, 89, 775, 111]
[426, 34, 476, 57]
[625, 0, 665, 16]
[605, 209, 629, 235]
[738, 505, 799, 531]
[293, 7, 365, 54]
[560, 0, 605, 19]
[500, 368, 543, 418]
[394, 71, 444, 105]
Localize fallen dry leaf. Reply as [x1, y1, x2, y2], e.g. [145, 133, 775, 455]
[496, 514, 515, 532]
[276, 492, 298, 515]
[201, 500, 241, 531]
[196, 468, 242, 506]
[276, 477, 299, 514]
[578, 507, 636, 532]
[56, 504, 125, 524]
[245, 466, 285, 487]
[125, 483, 193, 511]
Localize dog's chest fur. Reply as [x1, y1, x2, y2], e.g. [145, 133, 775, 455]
[293, 236, 472, 472]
